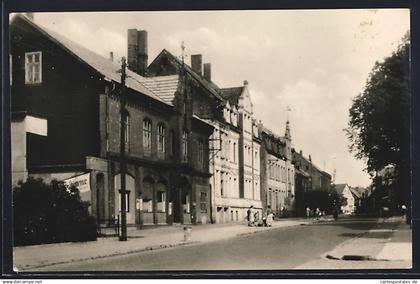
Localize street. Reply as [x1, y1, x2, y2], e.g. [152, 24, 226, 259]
[34, 216, 406, 271]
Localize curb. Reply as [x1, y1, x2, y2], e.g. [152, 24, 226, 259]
[15, 240, 197, 272]
[16, 220, 311, 271]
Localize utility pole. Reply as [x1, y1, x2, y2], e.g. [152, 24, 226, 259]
[119, 57, 128, 241]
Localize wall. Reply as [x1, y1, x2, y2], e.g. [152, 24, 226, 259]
[10, 16, 102, 169]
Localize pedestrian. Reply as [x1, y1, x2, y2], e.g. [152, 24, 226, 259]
[266, 211, 274, 227]
[315, 208, 321, 220]
[247, 205, 254, 226]
[254, 211, 260, 226]
[401, 204, 407, 219]
[306, 207, 311, 219]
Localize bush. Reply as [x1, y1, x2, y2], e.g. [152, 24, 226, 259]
[13, 177, 97, 246]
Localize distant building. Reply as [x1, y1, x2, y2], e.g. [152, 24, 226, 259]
[259, 123, 295, 216]
[334, 184, 355, 214]
[292, 150, 332, 215]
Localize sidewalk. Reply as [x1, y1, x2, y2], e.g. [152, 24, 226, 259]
[296, 216, 412, 269]
[13, 218, 312, 271]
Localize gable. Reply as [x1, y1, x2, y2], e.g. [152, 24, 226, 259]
[239, 87, 253, 113]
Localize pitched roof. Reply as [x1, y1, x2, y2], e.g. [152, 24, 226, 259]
[219, 87, 244, 105]
[140, 75, 180, 105]
[334, 184, 348, 194]
[14, 14, 170, 105]
[150, 49, 225, 102]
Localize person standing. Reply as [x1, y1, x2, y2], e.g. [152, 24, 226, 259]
[247, 205, 254, 226]
[306, 207, 311, 219]
[266, 211, 274, 227]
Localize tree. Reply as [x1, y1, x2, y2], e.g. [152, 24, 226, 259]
[13, 177, 97, 246]
[345, 32, 410, 215]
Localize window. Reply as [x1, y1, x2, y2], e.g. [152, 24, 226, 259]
[182, 130, 188, 162]
[143, 119, 152, 151]
[220, 173, 224, 196]
[157, 123, 166, 154]
[157, 191, 166, 212]
[198, 139, 205, 166]
[233, 142, 237, 162]
[25, 51, 42, 84]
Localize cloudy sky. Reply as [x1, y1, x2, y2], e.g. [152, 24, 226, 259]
[28, 9, 409, 187]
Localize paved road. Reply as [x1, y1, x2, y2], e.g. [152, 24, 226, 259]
[39, 217, 384, 271]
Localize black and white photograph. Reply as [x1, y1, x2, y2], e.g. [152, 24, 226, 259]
[7, 8, 413, 273]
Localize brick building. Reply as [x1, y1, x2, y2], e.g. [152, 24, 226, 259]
[10, 14, 214, 226]
[147, 51, 263, 223]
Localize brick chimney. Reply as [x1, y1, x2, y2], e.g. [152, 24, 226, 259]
[191, 54, 202, 76]
[203, 63, 211, 81]
[109, 51, 114, 62]
[127, 29, 148, 76]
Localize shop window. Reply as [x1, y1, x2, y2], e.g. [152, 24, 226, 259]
[142, 179, 154, 212]
[183, 193, 190, 213]
[157, 191, 166, 212]
[25, 51, 42, 84]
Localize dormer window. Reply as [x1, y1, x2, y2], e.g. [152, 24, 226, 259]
[25, 51, 42, 84]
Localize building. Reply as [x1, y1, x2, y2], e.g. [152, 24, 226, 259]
[259, 123, 295, 216]
[147, 51, 263, 223]
[10, 14, 214, 227]
[334, 184, 355, 214]
[292, 149, 332, 215]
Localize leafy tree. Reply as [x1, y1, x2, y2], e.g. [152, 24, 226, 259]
[13, 177, 97, 246]
[304, 190, 340, 214]
[345, 33, 410, 214]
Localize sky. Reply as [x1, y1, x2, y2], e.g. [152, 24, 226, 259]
[26, 9, 409, 187]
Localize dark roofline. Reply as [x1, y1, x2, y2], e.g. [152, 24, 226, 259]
[150, 49, 225, 102]
[13, 14, 171, 109]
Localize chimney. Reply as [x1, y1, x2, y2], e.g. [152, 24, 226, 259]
[137, 30, 148, 76]
[309, 154, 312, 162]
[203, 63, 211, 81]
[299, 150, 302, 155]
[109, 51, 114, 62]
[127, 29, 148, 76]
[191, 54, 202, 76]
[243, 80, 248, 86]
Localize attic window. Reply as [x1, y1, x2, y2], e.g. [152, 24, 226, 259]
[25, 51, 42, 84]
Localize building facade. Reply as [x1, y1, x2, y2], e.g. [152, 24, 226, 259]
[10, 15, 213, 227]
[259, 123, 295, 216]
[147, 52, 263, 223]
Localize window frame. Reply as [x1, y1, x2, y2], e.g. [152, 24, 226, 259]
[157, 123, 166, 154]
[25, 51, 42, 84]
[143, 119, 152, 152]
